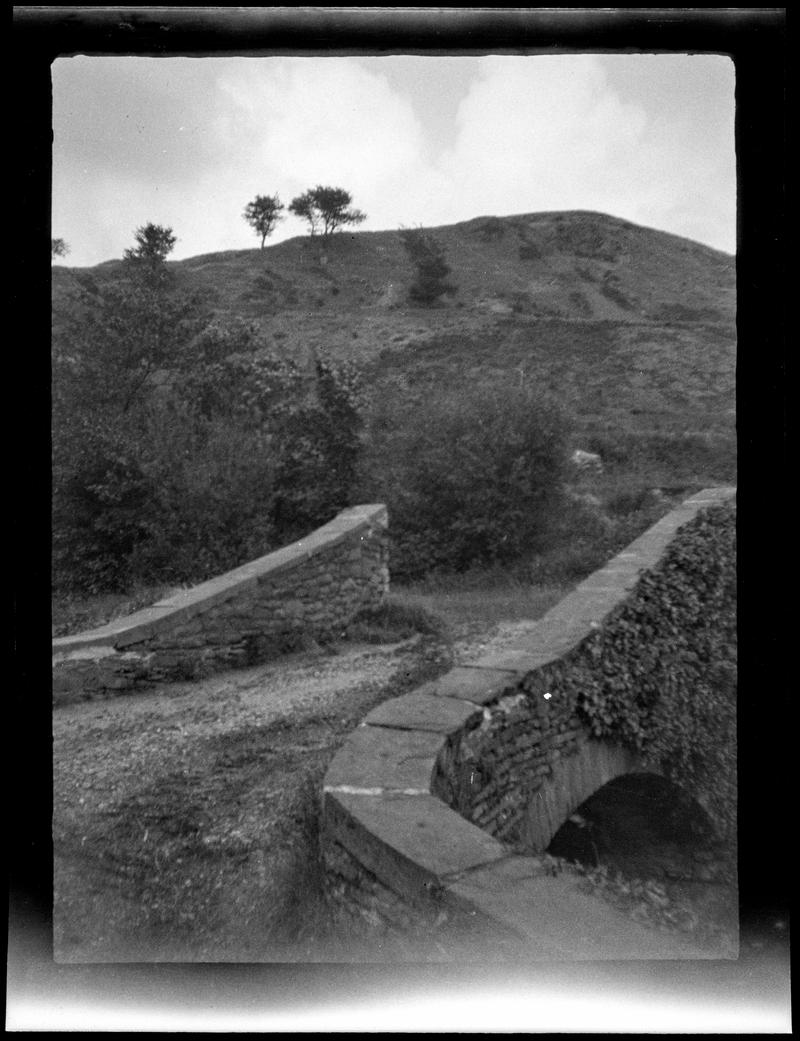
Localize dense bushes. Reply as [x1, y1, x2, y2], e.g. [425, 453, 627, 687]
[359, 381, 570, 580]
[271, 354, 365, 537]
[52, 254, 365, 595]
[52, 236, 731, 606]
[582, 426, 736, 485]
[52, 421, 159, 593]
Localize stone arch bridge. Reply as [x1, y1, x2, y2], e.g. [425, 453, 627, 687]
[321, 487, 736, 958]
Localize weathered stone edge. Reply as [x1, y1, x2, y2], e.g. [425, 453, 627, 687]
[321, 488, 736, 935]
[53, 504, 387, 655]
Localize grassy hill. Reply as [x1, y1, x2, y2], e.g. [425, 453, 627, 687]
[51, 208, 736, 624]
[53, 210, 736, 460]
[54, 208, 735, 542]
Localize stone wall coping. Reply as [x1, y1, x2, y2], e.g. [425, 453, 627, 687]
[53, 504, 387, 656]
[362, 692, 484, 734]
[413, 666, 526, 705]
[321, 488, 736, 951]
[323, 790, 510, 908]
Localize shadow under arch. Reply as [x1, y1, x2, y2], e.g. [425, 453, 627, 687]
[545, 767, 719, 877]
[521, 738, 716, 855]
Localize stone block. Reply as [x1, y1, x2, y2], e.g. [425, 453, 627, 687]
[415, 667, 523, 706]
[324, 725, 445, 792]
[363, 693, 483, 735]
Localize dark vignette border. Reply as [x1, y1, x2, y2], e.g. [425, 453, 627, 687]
[10, 6, 787, 1033]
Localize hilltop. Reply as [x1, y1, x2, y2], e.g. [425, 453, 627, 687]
[53, 209, 736, 464]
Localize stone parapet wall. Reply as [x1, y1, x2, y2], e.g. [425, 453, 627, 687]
[321, 488, 736, 955]
[53, 504, 389, 703]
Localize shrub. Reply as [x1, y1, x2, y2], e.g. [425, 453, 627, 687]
[127, 411, 281, 584]
[518, 241, 542, 261]
[582, 428, 736, 484]
[473, 217, 506, 242]
[399, 228, 456, 305]
[361, 380, 570, 580]
[53, 305, 280, 592]
[271, 354, 366, 540]
[52, 280, 368, 594]
[52, 399, 282, 595]
[52, 420, 160, 594]
[605, 486, 655, 517]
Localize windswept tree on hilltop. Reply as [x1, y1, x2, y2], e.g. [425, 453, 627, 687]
[51, 237, 70, 260]
[289, 186, 366, 239]
[243, 194, 285, 249]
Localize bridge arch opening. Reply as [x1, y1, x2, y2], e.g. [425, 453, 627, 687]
[546, 772, 719, 881]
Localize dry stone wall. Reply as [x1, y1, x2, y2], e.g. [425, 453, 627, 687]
[52, 504, 388, 703]
[321, 488, 736, 955]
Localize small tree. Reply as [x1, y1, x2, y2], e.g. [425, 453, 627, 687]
[289, 185, 366, 239]
[243, 194, 285, 249]
[51, 237, 70, 260]
[287, 191, 319, 237]
[53, 223, 201, 420]
[400, 227, 456, 305]
[123, 223, 177, 265]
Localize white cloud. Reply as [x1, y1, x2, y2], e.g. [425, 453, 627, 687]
[432, 56, 646, 222]
[422, 54, 734, 250]
[212, 59, 426, 222]
[51, 54, 735, 265]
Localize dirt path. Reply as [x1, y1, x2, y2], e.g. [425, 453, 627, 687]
[53, 634, 454, 961]
[452, 617, 551, 664]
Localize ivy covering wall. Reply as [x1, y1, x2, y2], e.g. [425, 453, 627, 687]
[573, 500, 737, 838]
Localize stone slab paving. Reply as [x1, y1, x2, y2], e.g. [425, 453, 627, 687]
[362, 692, 483, 734]
[414, 666, 524, 705]
[322, 725, 444, 792]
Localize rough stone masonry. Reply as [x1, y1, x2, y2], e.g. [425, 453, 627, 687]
[52, 504, 389, 703]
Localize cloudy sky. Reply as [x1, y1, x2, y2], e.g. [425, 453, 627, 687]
[52, 53, 735, 267]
